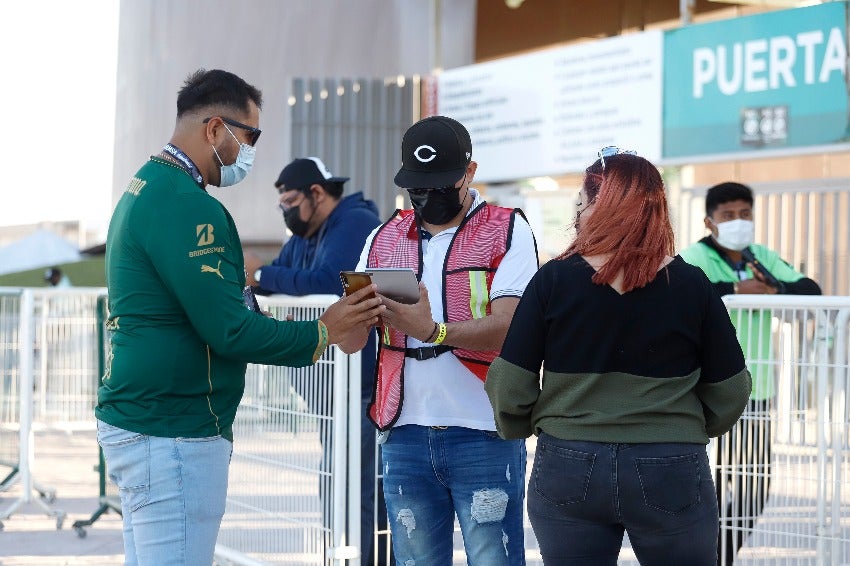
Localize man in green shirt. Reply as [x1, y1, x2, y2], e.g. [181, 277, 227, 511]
[95, 69, 383, 565]
[680, 181, 820, 565]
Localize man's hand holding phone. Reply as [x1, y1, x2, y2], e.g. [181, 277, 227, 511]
[320, 284, 385, 353]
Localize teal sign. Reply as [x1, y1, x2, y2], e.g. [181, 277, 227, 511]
[663, 3, 848, 158]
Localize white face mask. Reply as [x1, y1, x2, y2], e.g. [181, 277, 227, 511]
[712, 218, 754, 251]
[212, 123, 256, 187]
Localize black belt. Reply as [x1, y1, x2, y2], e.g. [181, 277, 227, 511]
[405, 345, 454, 361]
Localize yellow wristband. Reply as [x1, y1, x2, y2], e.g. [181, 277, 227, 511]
[733, 282, 739, 294]
[432, 322, 447, 345]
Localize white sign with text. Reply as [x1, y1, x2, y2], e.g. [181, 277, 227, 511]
[438, 31, 663, 181]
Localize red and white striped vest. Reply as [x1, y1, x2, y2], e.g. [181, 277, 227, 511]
[366, 202, 520, 430]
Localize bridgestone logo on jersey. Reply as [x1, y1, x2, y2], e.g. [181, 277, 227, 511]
[196, 224, 215, 246]
[189, 247, 225, 258]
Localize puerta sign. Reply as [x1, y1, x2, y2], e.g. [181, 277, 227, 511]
[663, 2, 847, 159]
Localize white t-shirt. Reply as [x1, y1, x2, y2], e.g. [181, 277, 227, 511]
[356, 189, 538, 430]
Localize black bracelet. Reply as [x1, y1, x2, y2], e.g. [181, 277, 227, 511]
[425, 321, 439, 342]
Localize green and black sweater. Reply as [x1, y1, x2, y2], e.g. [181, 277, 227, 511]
[96, 158, 325, 442]
[485, 255, 751, 444]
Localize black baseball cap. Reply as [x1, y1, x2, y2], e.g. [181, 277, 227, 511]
[394, 116, 472, 189]
[275, 157, 349, 190]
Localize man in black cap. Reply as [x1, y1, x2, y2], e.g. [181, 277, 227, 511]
[245, 157, 380, 295]
[341, 116, 539, 565]
[244, 155, 383, 563]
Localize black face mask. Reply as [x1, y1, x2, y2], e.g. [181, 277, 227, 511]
[408, 185, 465, 225]
[281, 194, 316, 238]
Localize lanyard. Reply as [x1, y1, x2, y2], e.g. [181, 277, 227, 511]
[162, 143, 204, 188]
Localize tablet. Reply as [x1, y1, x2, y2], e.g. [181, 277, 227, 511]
[340, 268, 419, 304]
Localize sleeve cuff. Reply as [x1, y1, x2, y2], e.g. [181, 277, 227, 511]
[485, 357, 540, 439]
[696, 368, 752, 437]
[312, 320, 329, 364]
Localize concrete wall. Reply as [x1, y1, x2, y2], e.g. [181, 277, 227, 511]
[112, 0, 475, 242]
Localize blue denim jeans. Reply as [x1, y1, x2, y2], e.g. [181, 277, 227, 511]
[97, 420, 233, 566]
[380, 425, 526, 566]
[528, 434, 718, 566]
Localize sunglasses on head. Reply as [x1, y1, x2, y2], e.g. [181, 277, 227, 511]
[598, 146, 637, 170]
[203, 116, 262, 146]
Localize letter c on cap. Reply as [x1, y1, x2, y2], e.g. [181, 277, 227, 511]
[414, 145, 437, 163]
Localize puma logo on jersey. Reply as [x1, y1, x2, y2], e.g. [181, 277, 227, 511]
[201, 260, 223, 279]
[197, 224, 215, 247]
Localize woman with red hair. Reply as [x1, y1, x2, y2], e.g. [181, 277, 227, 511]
[485, 148, 751, 565]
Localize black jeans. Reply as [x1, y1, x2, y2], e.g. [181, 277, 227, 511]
[528, 434, 718, 566]
[715, 399, 772, 566]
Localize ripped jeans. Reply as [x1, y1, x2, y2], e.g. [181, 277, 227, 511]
[380, 425, 526, 566]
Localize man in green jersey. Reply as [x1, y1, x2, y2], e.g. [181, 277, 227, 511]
[680, 181, 820, 565]
[95, 69, 383, 565]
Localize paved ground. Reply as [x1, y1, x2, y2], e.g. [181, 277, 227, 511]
[6, 430, 842, 566]
[0, 431, 567, 566]
[0, 430, 124, 565]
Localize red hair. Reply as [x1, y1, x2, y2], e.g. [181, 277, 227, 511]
[558, 153, 674, 293]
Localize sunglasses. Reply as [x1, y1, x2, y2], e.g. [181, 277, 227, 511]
[203, 116, 262, 146]
[598, 146, 637, 169]
[407, 185, 461, 197]
[407, 183, 463, 197]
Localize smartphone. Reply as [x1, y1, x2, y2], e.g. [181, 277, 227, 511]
[339, 271, 376, 301]
[243, 285, 262, 312]
[340, 268, 419, 304]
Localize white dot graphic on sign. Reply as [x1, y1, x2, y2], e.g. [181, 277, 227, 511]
[414, 145, 437, 163]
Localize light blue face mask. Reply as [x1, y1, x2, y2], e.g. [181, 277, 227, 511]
[212, 123, 256, 187]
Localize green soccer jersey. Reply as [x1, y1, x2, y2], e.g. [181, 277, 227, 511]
[96, 158, 325, 441]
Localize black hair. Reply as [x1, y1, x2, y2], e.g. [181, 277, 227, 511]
[322, 181, 345, 199]
[176, 69, 263, 117]
[705, 181, 753, 217]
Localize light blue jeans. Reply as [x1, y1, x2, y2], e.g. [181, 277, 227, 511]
[380, 425, 527, 566]
[96, 420, 233, 566]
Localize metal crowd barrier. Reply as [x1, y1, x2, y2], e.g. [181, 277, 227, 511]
[215, 294, 362, 566]
[0, 290, 21, 496]
[71, 294, 122, 538]
[716, 295, 850, 566]
[1, 288, 849, 565]
[0, 288, 104, 529]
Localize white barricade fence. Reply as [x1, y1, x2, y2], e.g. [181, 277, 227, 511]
[0, 289, 22, 492]
[0, 287, 104, 527]
[216, 294, 362, 566]
[31, 288, 103, 431]
[717, 295, 850, 566]
[2, 287, 849, 565]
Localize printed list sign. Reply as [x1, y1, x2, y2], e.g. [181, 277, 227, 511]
[438, 31, 663, 182]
